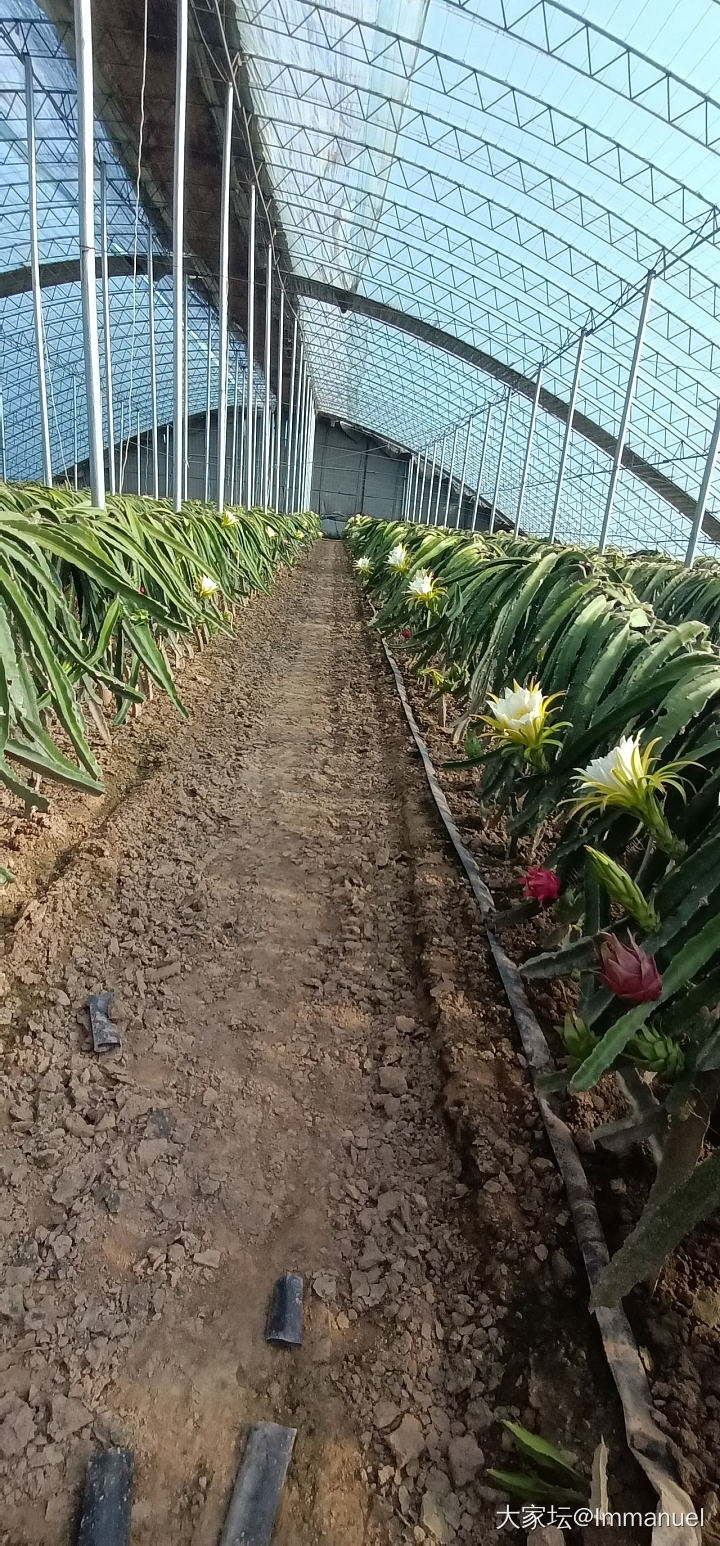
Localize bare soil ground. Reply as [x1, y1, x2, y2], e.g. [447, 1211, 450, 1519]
[0, 542, 649, 1543]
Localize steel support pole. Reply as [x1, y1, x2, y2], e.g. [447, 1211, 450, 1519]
[203, 310, 211, 503]
[400, 459, 410, 521]
[100, 165, 115, 493]
[303, 379, 312, 511]
[686, 401, 720, 568]
[74, 0, 105, 507]
[306, 398, 316, 510]
[489, 391, 512, 533]
[172, 0, 188, 510]
[136, 411, 141, 493]
[294, 371, 305, 514]
[598, 274, 655, 554]
[165, 424, 170, 497]
[290, 351, 304, 512]
[415, 449, 427, 523]
[118, 400, 124, 493]
[273, 288, 285, 512]
[472, 409, 493, 529]
[550, 332, 586, 541]
[284, 314, 298, 512]
[147, 230, 159, 499]
[230, 354, 239, 506]
[297, 370, 309, 512]
[24, 56, 52, 486]
[515, 369, 542, 535]
[244, 185, 256, 508]
[262, 246, 272, 512]
[183, 280, 189, 500]
[216, 80, 232, 512]
[443, 426, 459, 525]
[433, 436, 447, 525]
[408, 456, 418, 522]
[404, 457, 417, 525]
[456, 418, 473, 529]
[412, 456, 421, 522]
[425, 443, 437, 524]
[237, 381, 246, 508]
[72, 376, 78, 489]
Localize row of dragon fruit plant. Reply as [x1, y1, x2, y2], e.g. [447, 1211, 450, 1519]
[347, 515, 720, 1307]
[0, 481, 319, 853]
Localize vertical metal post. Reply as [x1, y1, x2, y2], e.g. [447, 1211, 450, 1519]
[549, 330, 586, 541]
[284, 315, 298, 511]
[290, 350, 304, 512]
[165, 424, 170, 497]
[230, 353, 239, 506]
[296, 369, 308, 512]
[118, 400, 125, 493]
[472, 408, 493, 529]
[515, 369, 542, 535]
[598, 274, 655, 553]
[216, 79, 232, 511]
[203, 309, 211, 503]
[456, 418, 473, 529]
[443, 426, 459, 525]
[408, 456, 419, 522]
[433, 436, 447, 524]
[262, 245, 272, 511]
[489, 390, 512, 533]
[0, 392, 5, 483]
[72, 376, 78, 489]
[172, 0, 188, 510]
[237, 381, 246, 508]
[136, 411, 141, 493]
[685, 402, 720, 567]
[305, 395, 316, 510]
[100, 164, 115, 493]
[245, 184, 256, 507]
[425, 443, 437, 523]
[183, 279, 189, 499]
[273, 288, 285, 512]
[147, 229, 159, 499]
[400, 460, 410, 521]
[24, 56, 52, 486]
[302, 377, 313, 510]
[415, 448, 427, 522]
[74, 0, 105, 507]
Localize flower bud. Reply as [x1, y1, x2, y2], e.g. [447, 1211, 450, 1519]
[561, 1012, 597, 1066]
[585, 847, 659, 932]
[597, 933, 662, 1004]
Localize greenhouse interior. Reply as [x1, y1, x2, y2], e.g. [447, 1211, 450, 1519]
[1, 0, 720, 1542]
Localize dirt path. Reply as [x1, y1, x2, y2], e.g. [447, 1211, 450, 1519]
[0, 542, 631, 1545]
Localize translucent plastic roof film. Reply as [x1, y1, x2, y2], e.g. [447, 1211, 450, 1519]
[0, 0, 251, 483]
[234, 0, 720, 554]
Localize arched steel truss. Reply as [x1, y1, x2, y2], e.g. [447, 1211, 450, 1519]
[231, 0, 720, 555]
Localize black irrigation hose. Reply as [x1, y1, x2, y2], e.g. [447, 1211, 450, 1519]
[77, 1449, 133, 1546]
[380, 634, 701, 1545]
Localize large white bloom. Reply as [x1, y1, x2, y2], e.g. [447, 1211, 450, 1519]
[489, 682, 544, 737]
[407, 569, 435, 598]
[387, 542, 408, 570]
[266, 525, 276, 539]
[576, 734, 644, 795]
[195, 573, 218, 598]
[355, 555, 371, 572]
